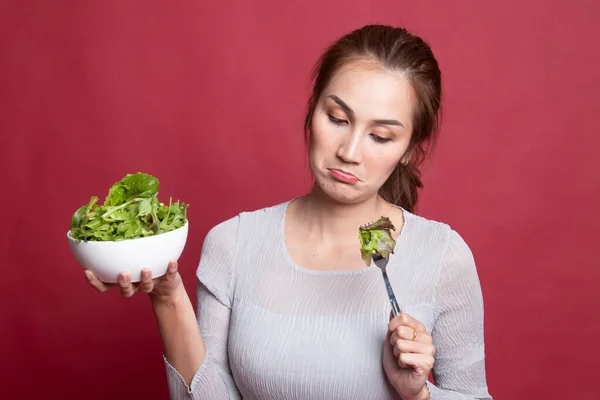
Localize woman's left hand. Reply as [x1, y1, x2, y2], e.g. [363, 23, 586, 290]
[382, 313, 435, 400]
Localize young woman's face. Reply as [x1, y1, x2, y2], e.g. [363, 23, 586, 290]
[309, 60, 415, 204]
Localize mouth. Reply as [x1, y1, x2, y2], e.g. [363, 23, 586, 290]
[327, 168, 359, 184]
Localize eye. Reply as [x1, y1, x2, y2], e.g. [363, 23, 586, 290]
[328, 114, 347, 126]
[370, 134, 391, 143]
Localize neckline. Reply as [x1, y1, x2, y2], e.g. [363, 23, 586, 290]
[278, 199, 411, 276]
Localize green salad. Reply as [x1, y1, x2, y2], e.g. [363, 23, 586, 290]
[358, 217, 397, 266]
[70, 172, 188, 242]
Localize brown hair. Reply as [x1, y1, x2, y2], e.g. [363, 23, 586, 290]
[304, 25, 442, 213]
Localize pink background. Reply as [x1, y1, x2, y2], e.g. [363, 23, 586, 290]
[1, 1, 599, 398]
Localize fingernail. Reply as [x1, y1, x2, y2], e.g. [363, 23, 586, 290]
[84, 271, 92, 281]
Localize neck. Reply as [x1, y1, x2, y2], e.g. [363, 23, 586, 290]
[297, 184, 394, 242]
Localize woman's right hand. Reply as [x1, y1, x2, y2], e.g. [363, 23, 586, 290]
[84, 261, 183, 301]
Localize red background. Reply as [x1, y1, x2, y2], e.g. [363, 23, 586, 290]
[1, 1, 599, 399]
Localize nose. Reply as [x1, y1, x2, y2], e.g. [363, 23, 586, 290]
[336, 129, 362, 164]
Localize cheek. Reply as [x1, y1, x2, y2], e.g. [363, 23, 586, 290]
[310, 127, 338, 158]
[311, 111, 341, 145]
[364, 153, 401, 176]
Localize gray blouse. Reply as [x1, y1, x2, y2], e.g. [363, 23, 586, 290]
[163, 201, 492, 399]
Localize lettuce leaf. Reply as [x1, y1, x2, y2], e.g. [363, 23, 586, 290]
[358, 217, 396, 266]
[70, 172, 188, 242]
[70, 196, 98, 228]
[104, 173, 159, 206]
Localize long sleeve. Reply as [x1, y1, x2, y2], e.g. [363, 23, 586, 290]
[164, 216, 241, 400]
[426, 230, 492, 400]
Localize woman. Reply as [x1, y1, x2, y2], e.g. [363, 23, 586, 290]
[85, 25, 492, 399]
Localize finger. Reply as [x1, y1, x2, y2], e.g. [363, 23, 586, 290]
[118, 272, 137, 298]
[389, 313, 427, 333]
[85, 270, 114, 293]
[398, 352, 435, 374]
[139, 269, 154, 294]
[391, 326, 433, 345]
[164, 261, 178, 282]
[388, 313, 427, 333]
[393, 339, 436, 358]
[390, 326, 418, 343]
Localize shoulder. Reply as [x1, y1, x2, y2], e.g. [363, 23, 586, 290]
[234, 200, 289, 239]
[411, 212, 480, 283]
[196, 200, 291, 307]
[404, 213, 483, 308]
[402, 209, 453, 248]
[238, 200, 289, 223]
[203, 200, 289, 245]
[202, 213, 240, 251]
[403, 210, 475, 266]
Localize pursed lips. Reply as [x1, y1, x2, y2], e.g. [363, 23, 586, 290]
[327, 168, 361, 181]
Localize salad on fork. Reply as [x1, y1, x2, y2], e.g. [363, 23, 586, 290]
[359, 217, 403, 316]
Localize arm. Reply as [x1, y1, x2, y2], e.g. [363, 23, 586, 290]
[153, 284, 206, 386]
[426, 230, 493, 400]
[162, 216, 241, 400]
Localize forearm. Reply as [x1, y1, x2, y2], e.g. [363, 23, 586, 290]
[151, 285, 206, 386]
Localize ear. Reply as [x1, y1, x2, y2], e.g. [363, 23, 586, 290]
[400, 151, 412, 165]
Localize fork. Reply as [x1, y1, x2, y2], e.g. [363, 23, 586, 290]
[372, 252, 403, 317]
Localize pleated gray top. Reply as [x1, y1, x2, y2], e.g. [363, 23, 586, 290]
[164, 201, 492, 399]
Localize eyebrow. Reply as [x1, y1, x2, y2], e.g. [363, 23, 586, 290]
[327, 95, 405, 128]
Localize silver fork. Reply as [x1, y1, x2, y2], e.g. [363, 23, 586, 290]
[372, 252, 403, 317]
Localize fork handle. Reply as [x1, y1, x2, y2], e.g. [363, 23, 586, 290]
[382, 271, 402, 317]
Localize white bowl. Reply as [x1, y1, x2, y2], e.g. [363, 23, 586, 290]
[67, 221, 189, 283]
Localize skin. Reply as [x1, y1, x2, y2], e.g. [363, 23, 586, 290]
[85, 58, 434, 400]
